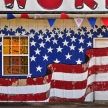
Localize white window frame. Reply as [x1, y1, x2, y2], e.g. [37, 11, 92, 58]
[93, 38, 108, 48]
[2, 36, 30, 76]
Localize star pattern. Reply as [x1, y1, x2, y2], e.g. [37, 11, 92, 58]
[79, 37, 84, 44]
[35, 48, 41, 55]
[62, 40, 69, 46]
[0, 24, 107, 78]
[76, 58, 82, 64]
[54, 58, 60, 63]
[30, 40, 36, 46]
[71, 36, 77, 42]
[43, 54, 49, 61]
[36, 66, 42, 72]
[56, 46, 63, 52]
[65, 53, 72, 60]
[30, 55, 36, 61]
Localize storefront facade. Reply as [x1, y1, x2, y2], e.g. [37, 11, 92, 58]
[0, 0, 108, 102]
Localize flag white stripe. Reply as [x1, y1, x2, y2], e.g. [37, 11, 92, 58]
[95, 91, 108, 100]
[0, 83, 50, 94]
[87, 74, 95, 85]
[96, 73, 108, 82]
[89, 56, 108, 67]
[52, 71, 88, 81]
[85, 92, 94, 102]
[50, 88, 86, 98]
[0, 98, 49, 102]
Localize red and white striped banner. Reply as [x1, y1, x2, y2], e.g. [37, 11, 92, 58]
[0, 48, 108, 102]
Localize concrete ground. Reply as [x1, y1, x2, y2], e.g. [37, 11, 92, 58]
[0, 102, 107, 108]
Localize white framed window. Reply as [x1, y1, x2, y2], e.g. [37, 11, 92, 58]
[2, 36, 29, 76]
[93, 38, 108, 48]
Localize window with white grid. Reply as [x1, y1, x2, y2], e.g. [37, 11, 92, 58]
[2, 36, 29, 75]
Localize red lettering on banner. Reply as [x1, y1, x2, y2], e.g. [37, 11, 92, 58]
[106, 0, 108, 9]
[75, 0, 98, 10]
[37, 0, 63, 10]
[3, 0, 108, 10]
[4, 0, 26, 9]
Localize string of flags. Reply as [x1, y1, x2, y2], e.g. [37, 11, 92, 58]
[1, 13, 108, 28]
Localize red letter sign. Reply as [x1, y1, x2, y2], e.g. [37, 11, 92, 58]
[75, 0, 98, 10]
[37, 0, 63, 10]
[106, 0, 108, 9]
[4, 0, 26, 9]
[3, 0, 108, 10]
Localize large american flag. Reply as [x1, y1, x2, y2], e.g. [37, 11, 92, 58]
[0, 25, 107, 102]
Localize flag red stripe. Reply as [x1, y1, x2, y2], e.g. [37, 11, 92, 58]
[95, 82, 108, 91]
[0, 92, 48, 101]
[0, 74, 52, 86]
[49, 64, 108, 74]
[86, 48, 108, 57]
[51, 80, 87, 90]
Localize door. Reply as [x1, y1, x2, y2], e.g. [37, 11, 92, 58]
[94, 38, 108, 101]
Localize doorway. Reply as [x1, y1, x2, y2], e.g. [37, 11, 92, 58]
[93, 38, 108, 101]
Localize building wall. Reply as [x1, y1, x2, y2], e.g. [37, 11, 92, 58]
[0, 18, 107, 102]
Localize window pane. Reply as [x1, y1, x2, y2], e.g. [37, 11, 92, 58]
[3, 46, 11, 54]
[21, 56, 28, 65]
[4, 66, 11, 75]
[20, 66, 28, 74]
[11, 46, 19, 54]
[11, 56, 20, 65]
[12, 37, 19, 46]
[20, 46, 28, 54]
[11, 66, 20, 74]
[20, 37, 28, 45]
[3, 37, 11, 45]
[4, 56, 11, 65]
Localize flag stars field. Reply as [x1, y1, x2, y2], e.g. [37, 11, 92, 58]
[6, 24, 107, 77]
